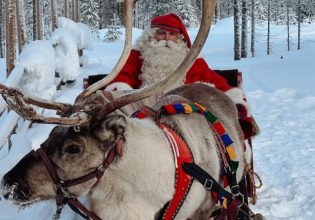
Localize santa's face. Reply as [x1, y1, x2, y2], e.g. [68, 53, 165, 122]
[136, 28, 190, 89]
[154, 29, 181, 42]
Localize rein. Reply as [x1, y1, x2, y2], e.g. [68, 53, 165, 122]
[36, 136, 124, 220]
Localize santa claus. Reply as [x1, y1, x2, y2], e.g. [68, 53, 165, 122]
[105, 13, 250, 118]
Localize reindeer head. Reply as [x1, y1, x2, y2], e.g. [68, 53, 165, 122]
[1, 112, 126, 207]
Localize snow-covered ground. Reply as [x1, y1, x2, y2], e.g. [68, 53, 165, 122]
[0, 18, 315, 219]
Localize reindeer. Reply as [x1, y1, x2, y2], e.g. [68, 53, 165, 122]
[0, 0, 263, 219]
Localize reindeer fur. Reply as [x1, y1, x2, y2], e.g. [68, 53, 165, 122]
[2, 84, 246, 220]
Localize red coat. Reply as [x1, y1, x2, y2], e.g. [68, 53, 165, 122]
[110, 49, 232, 92]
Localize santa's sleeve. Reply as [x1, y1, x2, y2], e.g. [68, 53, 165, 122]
[105, 50, 142, 91]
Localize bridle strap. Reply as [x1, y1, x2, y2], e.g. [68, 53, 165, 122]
[61, 146, 117, 188]
[35, 136, 124, 220]
[67, 198, 102, 220]
[37, 148, 60, 184]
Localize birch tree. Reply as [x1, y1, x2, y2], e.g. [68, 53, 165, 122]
[0, 0, 5, 58]
[16, 0, 27, 53]
[234, 0, 241, 60]
[5, 0, 17, 76]
[64, 0, 69, 18]
[51, 0, 57, 31]
[250, 0, 255, 57]
[267, 0, 271, 55]
[73, 0, 80, 22]
[37, 0, 43, 39]
[297, 0, 301, 49]
[286, 0, 290, 51]
[241, 0, 248, 58]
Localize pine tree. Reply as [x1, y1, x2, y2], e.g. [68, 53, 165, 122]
[81, 0, 100, 34]
[104, 13, 122, 42]
[172, 0, 200, 27]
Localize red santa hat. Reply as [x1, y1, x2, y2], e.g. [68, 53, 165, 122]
[151, 13, 192, 48]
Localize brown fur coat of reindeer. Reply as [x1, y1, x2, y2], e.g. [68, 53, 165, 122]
[1, 84, 245, 219]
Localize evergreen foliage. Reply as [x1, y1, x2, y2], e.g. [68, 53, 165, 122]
[80, 0, 100, 35]
[104, 13, 122, 42]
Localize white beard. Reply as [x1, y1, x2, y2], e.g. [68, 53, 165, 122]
[138, 37, 190, 91]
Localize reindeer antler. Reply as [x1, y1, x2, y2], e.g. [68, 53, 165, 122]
[0, 84, 90, 126]
[95, 0, 218, 119]
[0, 0, 138, 127]
[75, 0, 137, 104]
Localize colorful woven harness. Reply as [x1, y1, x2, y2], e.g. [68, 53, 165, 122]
[132, 102, 240, 218]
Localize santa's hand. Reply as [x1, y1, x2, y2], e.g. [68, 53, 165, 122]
[105, 82, 133, 91]
[225, 88, 250, 117]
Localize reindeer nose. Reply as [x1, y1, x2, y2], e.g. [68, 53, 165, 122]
[2, 173, 32, 201]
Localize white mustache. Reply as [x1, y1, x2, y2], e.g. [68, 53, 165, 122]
[149, 40, 184, 51]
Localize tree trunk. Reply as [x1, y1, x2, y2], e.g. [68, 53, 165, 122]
[297, 0, 301, 50]
[5, 0, 17, 76]
[76, 0, 80, 22]
[71, 0, 75, 20]
[16, 0, 27, 53]
[64, 0, 69, 18]
[32, 0, 36, 40]
[267, 0, 271, 55]
[0, 0, 5, 58]
[234, 0, 241, 60]
[250, 0, 255, 57]
[286, 0, 290, 51]
[51, 0, 57, 31]
[36, 0, 43, 40]
[214, 1, 221, 23]
[241, 0, 248, 58]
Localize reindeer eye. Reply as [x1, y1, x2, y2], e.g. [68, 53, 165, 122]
[64, 144, 81, 155]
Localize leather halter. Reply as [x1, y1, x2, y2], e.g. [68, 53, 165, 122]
[36, 136, 124, 220]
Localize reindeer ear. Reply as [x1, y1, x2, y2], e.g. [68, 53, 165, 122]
[93, 114, 126, 148]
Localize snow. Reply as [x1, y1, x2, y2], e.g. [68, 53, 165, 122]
[17, 40, 57, 100]
[0, 17, 315, 219]
[58, 17, 94, 50]
[50, 27, 81, 82]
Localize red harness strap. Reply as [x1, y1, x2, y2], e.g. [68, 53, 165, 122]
[132, 106, 194, 220]
[159, 124, 194, 220]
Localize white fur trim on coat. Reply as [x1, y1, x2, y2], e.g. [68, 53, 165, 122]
[105, 82, 133, 91]
[225, 88, 250, 117]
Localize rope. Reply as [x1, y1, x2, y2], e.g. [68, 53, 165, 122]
[245, 163, 263, 205]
